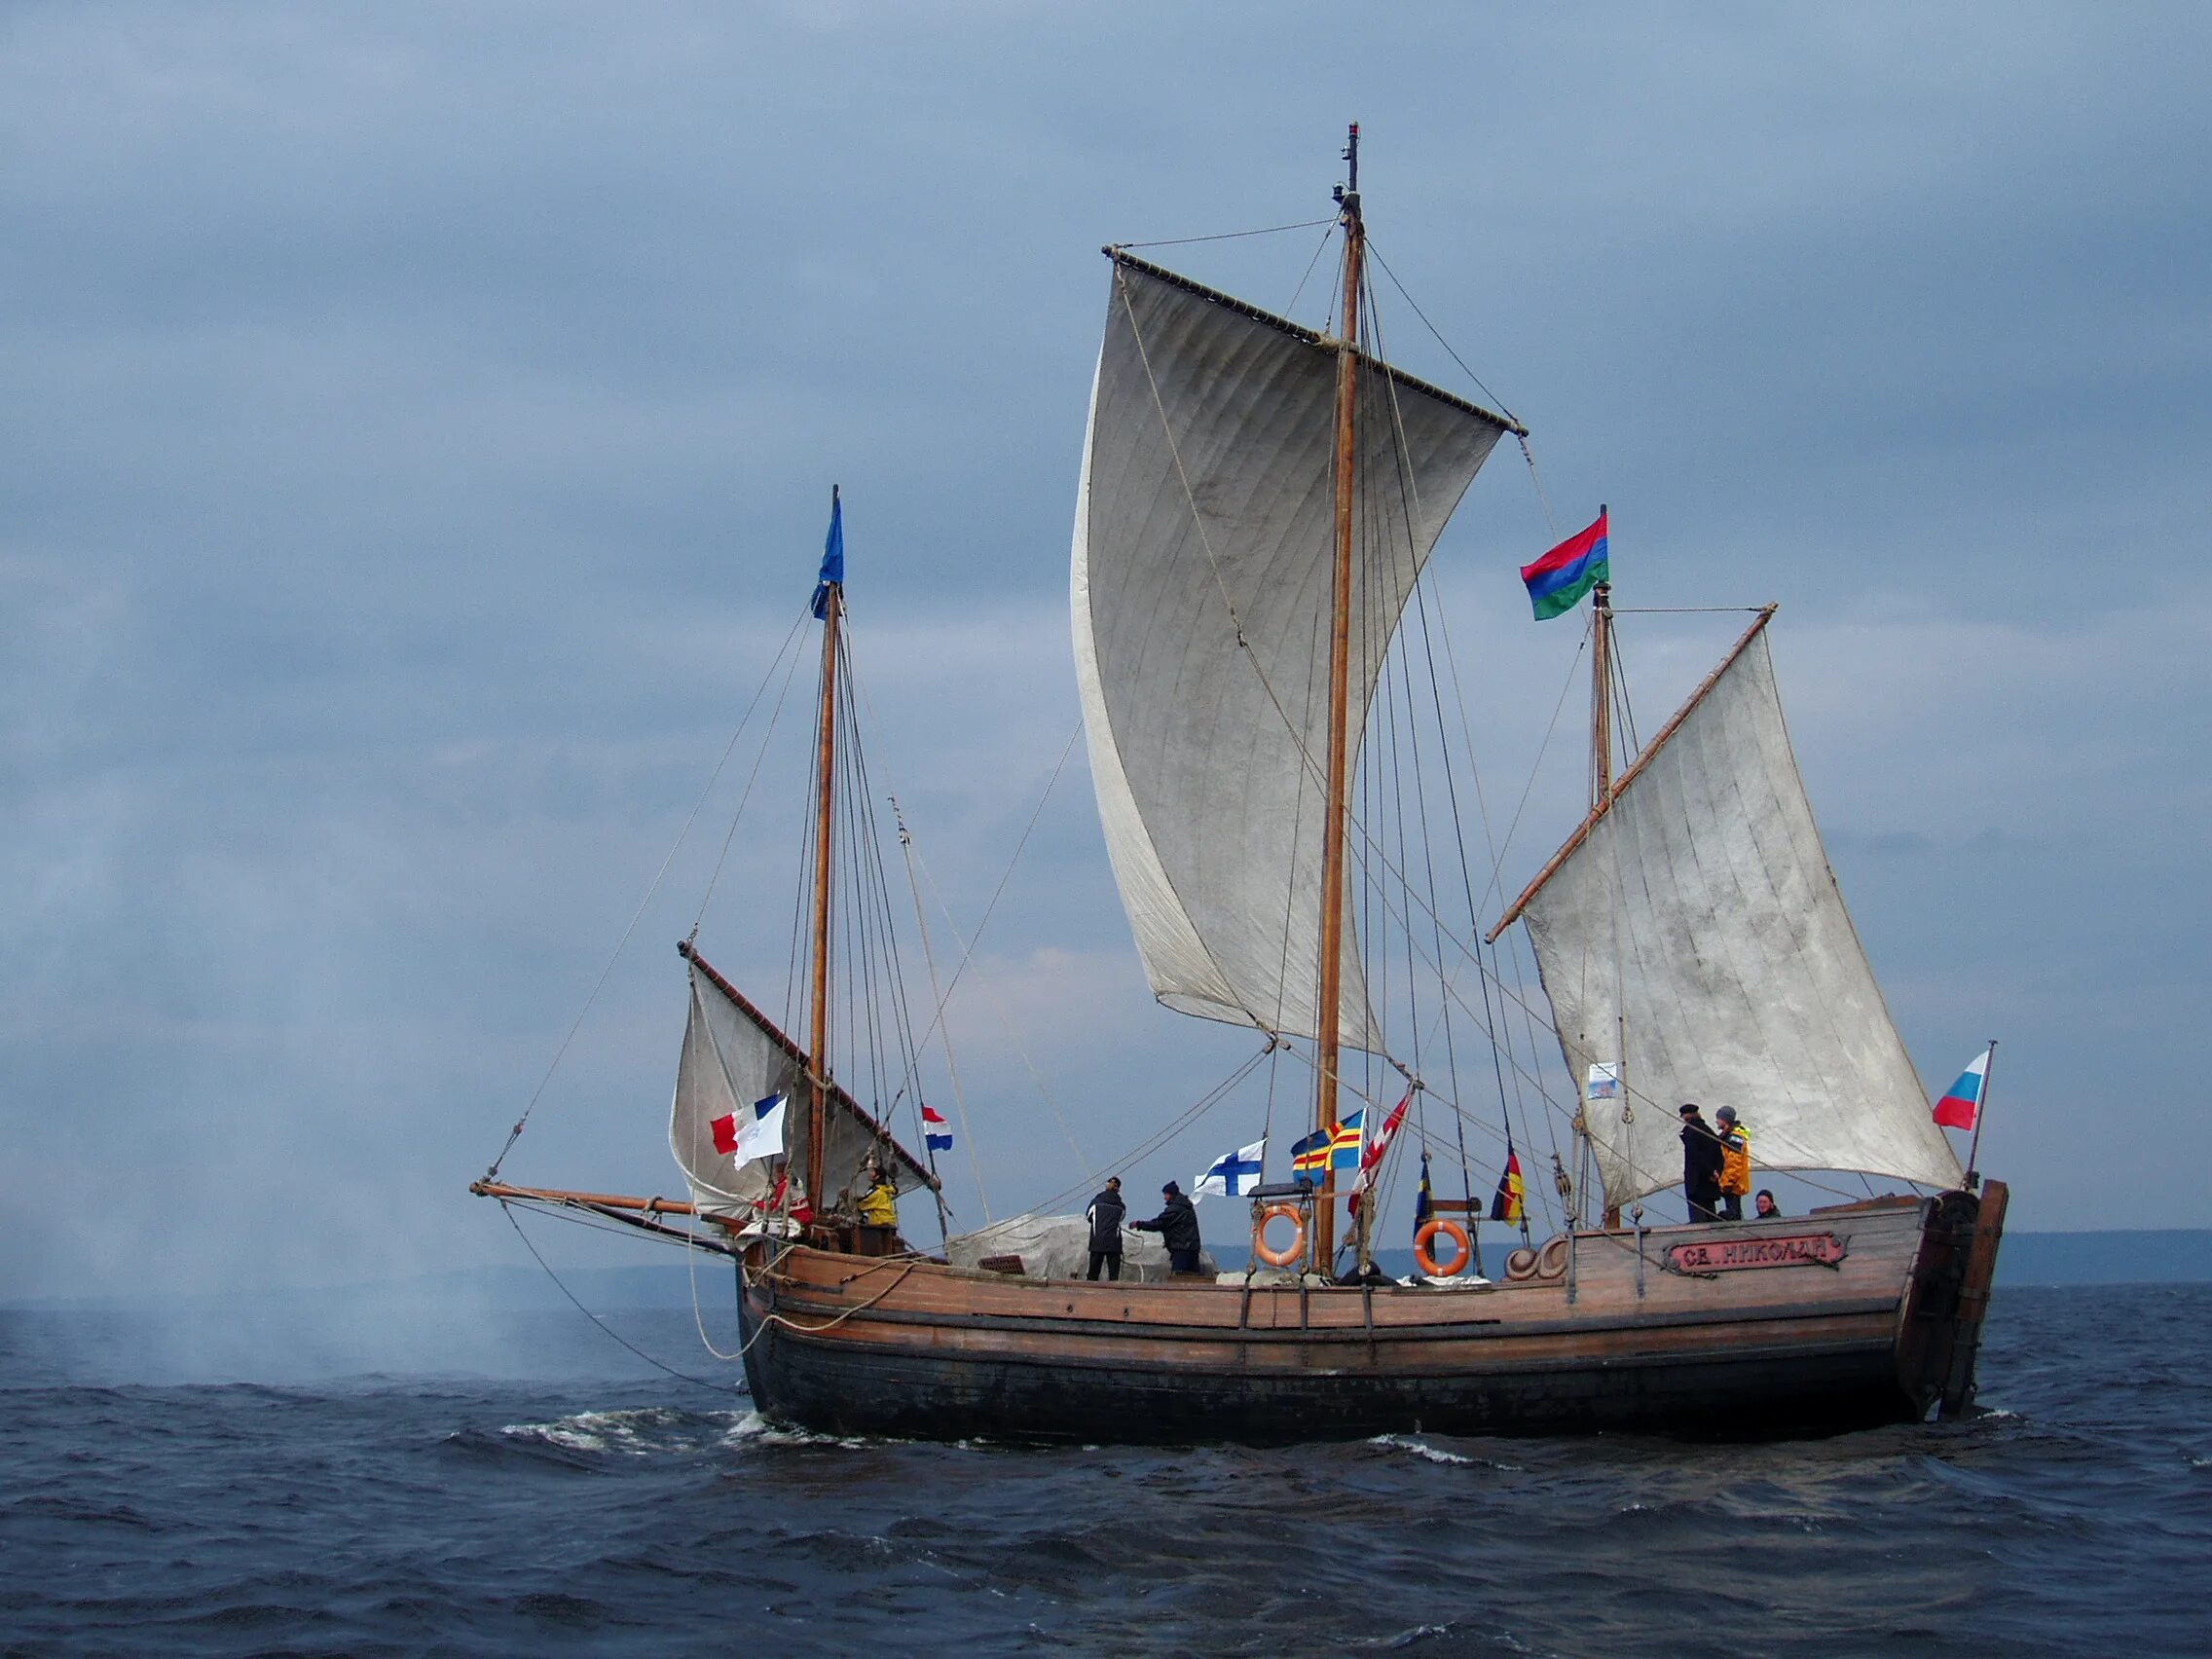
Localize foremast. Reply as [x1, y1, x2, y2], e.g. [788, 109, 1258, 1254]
[804, 485, 843, 1210]
[1313, 125, 1363, 1272]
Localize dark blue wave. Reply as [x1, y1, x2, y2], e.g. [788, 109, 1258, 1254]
[1, 1285, 2206, 1655]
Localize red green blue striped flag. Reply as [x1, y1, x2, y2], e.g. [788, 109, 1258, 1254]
[1520, 508, 1609, 620]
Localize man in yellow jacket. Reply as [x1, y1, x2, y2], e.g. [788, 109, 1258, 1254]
[856, 1156, 900, 1229]
[1714, 1107, 1751, 1222]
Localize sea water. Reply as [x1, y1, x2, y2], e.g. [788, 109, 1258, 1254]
[3, 1284, 2206, 1655]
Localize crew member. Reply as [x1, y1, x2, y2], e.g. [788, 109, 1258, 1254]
[856, 1156, 899, 1228]
[1129, 1179, 1202, 1274]
[1754, 1189, 1782, 1220]
[1085, 1176, 1126, 1281]
[756, 1164, 812, 1228]
[1678, 1103, 1724, 1224]
[1714, 1106, 1751, 1222]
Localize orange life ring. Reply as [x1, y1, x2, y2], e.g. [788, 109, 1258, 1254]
[1252, 1203, 1307, 1269]
[1414, 1218, 1472, 1277]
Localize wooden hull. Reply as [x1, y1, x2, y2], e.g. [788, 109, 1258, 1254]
[734, 1184, 2005, 1445]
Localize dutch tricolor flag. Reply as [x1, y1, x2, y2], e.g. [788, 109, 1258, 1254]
[922, 1104, 954, 1153]
[1933, 1049, 1990, 1131]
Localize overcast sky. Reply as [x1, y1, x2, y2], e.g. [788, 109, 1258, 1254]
[5, 2, 2207, 1303]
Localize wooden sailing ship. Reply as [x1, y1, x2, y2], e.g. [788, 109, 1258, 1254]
[473, 130, 2006, 1443]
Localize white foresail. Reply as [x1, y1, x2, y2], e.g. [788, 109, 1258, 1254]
[1073, 254, 1508, 1047]
[1504, 619, 1964, 1207]
[669, 961, 934, 1219]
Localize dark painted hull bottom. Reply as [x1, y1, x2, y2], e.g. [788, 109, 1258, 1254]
[738, 1311, 1918, 1445]
[743, 1336, 1920, 1442]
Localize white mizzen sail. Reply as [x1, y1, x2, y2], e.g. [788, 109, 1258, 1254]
[1497, 616, 1963, 1208]
[1073, 253, 1510, 1048]
[669, 956, 934, 1220]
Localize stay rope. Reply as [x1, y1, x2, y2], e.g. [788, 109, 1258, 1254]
[498, 1202, 741, 1396]
[483, 608, 813, 1182]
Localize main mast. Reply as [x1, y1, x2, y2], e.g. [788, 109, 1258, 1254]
[806, 485, 843, 1212]
[1312, 125, 1363, 1271]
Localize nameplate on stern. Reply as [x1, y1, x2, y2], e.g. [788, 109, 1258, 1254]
[1665, 1233, 1847, 1274]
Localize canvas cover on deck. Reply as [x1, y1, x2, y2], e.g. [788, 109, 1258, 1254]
[948, 1215, 1218, 1283]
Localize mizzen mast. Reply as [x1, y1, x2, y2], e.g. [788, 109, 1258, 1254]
[1312, 124, 1363, 1272]
[1590, 528, 1614, 806]
[1590, 514, 1617, 1230]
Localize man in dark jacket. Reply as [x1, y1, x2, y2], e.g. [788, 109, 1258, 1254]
[1129, 1180, 1203, 1274]
[1084, 1176, 1126, 1281]
[1678, 1103, 1724, 1223]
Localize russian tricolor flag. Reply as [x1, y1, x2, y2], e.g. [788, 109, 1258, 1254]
[1520, 509, 1610, 621]
[922, 1104, 953, 1153]
[1933, 1049, 1990, 1130]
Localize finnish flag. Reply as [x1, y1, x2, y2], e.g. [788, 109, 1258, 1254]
[1195, 1138, 1266, 1200]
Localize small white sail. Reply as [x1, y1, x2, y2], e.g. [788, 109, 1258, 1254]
[1073, 254, 1509, 1047]
[669, 961, 934, 1219]
[1502, 619, 1964, 1207]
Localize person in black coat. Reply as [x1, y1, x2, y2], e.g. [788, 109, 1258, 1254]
[1128, 1180, 1203, 1274]
[1084, 1176, 1126, 1281]
[1679, 1103, 1725, 1223]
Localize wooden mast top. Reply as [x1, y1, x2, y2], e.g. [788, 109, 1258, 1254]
[1590, 507, 1613, 806]
[1313, 124, 1363, 1273]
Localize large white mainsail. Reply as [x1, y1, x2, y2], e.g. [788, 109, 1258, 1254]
[670, 954, 934, 1220]
[1495, 615, 1963, 1208]
[1073, 253, 1511, 1048]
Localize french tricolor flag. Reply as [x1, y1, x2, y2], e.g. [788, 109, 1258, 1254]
[710, 1092, 787, 1164]
[1933, 1049, 1990, 1130]
[922, 1105, 953, 1153]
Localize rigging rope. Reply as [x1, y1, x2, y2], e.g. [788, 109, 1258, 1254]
[485, 608, 813, 1182]
[1114, 217, 1338, 249]
[1009, 1041, 1275, 1223]
[499, 1203, 741, 1395]
[890, 793, 990, 1226]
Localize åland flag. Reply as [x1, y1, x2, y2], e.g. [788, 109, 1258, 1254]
[1290, 1127, 1332, 1188]
[711, 1092, 787, 1165]
[1934, 1048, 1991, 1130]
[1328, 1109, 1366, 1172]
[1491, 1142, 1526, 1225]
[921, 1104, 953, 1153]
[1520, 508, 1609, 621]
[1414, 1152, 1433, 1230]
[812, 486, 845, 619]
